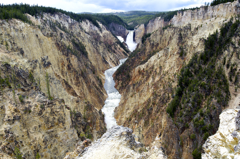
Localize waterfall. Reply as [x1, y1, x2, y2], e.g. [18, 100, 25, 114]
[126, 31, 137, 52]
[101, 30, 137, 129]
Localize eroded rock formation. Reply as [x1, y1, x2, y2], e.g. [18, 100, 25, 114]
[108, 22, 129, 41]
[202, 109, 240, 158]
[114, 1, 240, 158]
[134, 1, 240, 43]
[64, 126, 167, 159]
[0, 12, 128, 158]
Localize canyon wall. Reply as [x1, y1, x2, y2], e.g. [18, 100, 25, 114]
[115, 1, 240, 158]
[108, 22, 129, 40]
[134, 1, 240, 43]
[0, 12, 128, 158]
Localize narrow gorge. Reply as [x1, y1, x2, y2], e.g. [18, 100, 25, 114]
[1, 1, 240, 159]
[102, 30, 137, 129]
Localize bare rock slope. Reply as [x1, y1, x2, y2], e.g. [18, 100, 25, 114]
[0, 12, 128, 158]
[114, 1, 240, 158]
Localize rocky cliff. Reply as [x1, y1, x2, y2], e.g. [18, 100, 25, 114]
[0, 12, 128, 158]
[108, 22, 129, 41]
[134, 1, 240, 44]
[114, 1, 240, 158]
[0, 60, 79, 159]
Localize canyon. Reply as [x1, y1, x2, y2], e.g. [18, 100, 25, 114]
[1, 1, 240, 159]
[114, 1, 240, 158]
[0, 12, 128, 158]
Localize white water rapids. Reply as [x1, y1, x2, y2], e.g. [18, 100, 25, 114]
[102, 31, 137, 129]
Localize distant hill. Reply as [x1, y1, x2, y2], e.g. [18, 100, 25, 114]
[99, 11, 161, 29]
[0, 4, 128, 29]
[115, 11, 161, 29]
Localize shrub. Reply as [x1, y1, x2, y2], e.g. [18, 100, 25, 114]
[166, 96, 179, 117]
[141, 33, 151, 43]
[29, 71, 34, 83]
[14, 147, 22, 159]
[45, 72, 53, 100]
[192, 148, 201, 159]
[40, 104, 45, 109]
[203, 132, 209, 140]
[80, 132, 85, 137]
[199, 119, 204, 126]
[180, 47, 185, 57]
[190, 134, 196, 140]
[71, 39, 88, 57]
[36, 152, 41, 159]
[201, 125, 208, 133]
[18, 95, 24, 103]
[86, 133, 93, 139]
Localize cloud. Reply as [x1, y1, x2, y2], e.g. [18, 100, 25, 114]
[1, 0, 212, 13]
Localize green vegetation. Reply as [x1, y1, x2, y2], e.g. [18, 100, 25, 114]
[180, 47, 185, 57]
[142, 7, 200, 28]
[18, 95, 24, 103]
[28, 71, 34, 83]
[80, 132, 85, 138]
[85, 125, 93, 139]
[12, 71, 17, 104]
[90, 14, 128, 28]
[167, 18, 238, 118]
[14, 147, 23, 159]
[138, 147, 147, 153]
[210, 0, 234, 6]
[0, 5, 31, 23]
[108, 11, 159, 29]
[203, 132, 209, 140]
[162, 25, 172, 31]
[190, 134, 196, 140]
[45, 72, 53, 100]
[114, 9, 198, 29]
[192, 148, 201, 159]
[37, 78, 41, 91]
[154, 11, 178, 22]
[71, 39, 88, 57]
[35, 152, 41, 159]
[0, 4, 128, 29]
[141, 33, 151, 43]
[165, 17, 240, 158]
[40, 104, 45, 109]
[110, 10, 180, 29]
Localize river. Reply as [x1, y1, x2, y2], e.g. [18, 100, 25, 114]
[101, 31, 137, 129]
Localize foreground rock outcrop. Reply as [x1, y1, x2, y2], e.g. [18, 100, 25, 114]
[202, 109, 240, 158]
[65, 126, 167, 159]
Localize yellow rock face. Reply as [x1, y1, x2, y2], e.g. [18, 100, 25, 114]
[0, 12, 128, 158]
[115, 1, 240, 158]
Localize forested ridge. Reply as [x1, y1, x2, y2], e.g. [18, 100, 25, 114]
[210, 0, 235, 6]
[0, 3, 128, 28]
[166, 18, 240, 158]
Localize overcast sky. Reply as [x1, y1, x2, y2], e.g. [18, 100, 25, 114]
[0, 0, 213, 13]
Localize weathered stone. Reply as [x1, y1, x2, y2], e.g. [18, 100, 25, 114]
[64, 126, 167, 159]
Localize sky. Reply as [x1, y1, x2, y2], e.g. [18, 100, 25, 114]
[0, 0, 213, 13]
